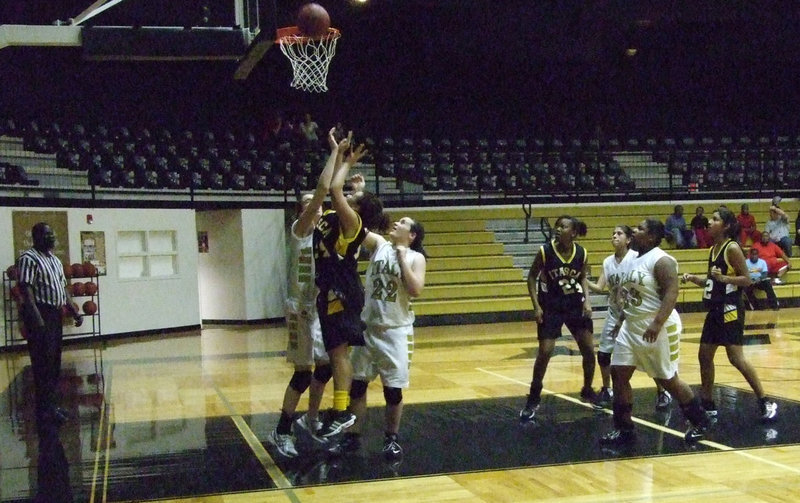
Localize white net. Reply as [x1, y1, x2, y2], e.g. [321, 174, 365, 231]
[278, 28, 341, 93]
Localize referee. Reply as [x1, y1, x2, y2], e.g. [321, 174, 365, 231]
[17, 222, 82, 428]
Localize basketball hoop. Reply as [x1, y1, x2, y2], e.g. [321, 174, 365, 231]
[277, 26, 340, 93]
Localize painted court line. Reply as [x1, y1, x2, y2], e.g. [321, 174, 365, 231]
[212, 384, 300, 499]
[477, 367, 800, 475]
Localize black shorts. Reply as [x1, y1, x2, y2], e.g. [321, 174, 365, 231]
[537, 309, 594, 340]
[700, 303, 744, 346]
[318, 308, 365, 351]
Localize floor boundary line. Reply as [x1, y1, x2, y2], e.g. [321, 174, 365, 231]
[212, 383, 300, 501]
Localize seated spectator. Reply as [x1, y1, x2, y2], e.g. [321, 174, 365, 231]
[736, 203, 760, 246]
[751, 231, 791, 284]
[664, 204, 696, 248]
[743, 248, 779, 310]
[764, 204, 792, 257]
[690, 206, 712, 248]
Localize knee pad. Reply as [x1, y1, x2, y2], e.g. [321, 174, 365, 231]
[312, 364, 332, 383]
[289, 370, 313, 393]
[383, 387, 403, 405]
[350, 379, 368, 400]
[597, 351, 612, 367]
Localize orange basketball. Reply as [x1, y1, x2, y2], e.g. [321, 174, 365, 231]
[84, 281, 98, 296]
[72, 282, 86, 296]
[297, 2, 330, 37]
[82, 300, 98, 315]
[6, 264, 18, 280]
[71, 263, 85, 278]
[83, 262, 97, 277]
[63, 264, 72, 279]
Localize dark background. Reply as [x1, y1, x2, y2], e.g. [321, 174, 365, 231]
[2, 1, 800, 140]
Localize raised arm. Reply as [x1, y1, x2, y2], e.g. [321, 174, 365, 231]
[398, 246, 427, 298]
[294, 127, 339, 237]
[330, 132, 361, 238]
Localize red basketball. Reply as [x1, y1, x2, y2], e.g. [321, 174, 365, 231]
[83, 262, 97, 277]
[71, 263, 85, 278]
[6, 264, 18, 280]
[63, 264, 72, 279]
[84, 281, 98, 296]
[297, 2, 331, 37]
[82, 300, 98, 315]
[72, 282, 86, 296]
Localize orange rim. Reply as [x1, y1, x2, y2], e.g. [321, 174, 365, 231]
[276, 26, 340, 43]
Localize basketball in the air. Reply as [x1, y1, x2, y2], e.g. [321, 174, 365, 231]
[83, 300, 98, 315]
[297, 2, 330, 37]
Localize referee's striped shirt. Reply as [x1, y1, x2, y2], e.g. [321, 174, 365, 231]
[16, 248, 68, 308]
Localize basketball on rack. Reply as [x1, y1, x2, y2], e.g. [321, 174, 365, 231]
[83, 300, 98, 315]
[72, 282, 86, 296]
[297, 2, 330, 38]
[83, 262, 98, 277]
[84, 281, 98, 296]
[71, 263, 85, 278]
[6, 264, 18, 280]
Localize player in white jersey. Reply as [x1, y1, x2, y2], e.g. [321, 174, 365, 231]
[329, 215, 427, 461]
[588, 225, 671, 410]
[268, 130, 340, 458]
[599, 218, 709, 448]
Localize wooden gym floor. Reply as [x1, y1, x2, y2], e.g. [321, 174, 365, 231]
[1, 307, 800, 502]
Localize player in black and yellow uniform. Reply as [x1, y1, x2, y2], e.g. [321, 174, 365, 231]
[314, 130, 389, 439]
[682, 207, 777, 421]
[520, 215, 597, 421]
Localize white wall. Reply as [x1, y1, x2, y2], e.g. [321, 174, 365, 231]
[241, 209, 287, 320]
[195, 209, 287, 321]
[1, 207, 201, 345]
[196, 209, 246, 321]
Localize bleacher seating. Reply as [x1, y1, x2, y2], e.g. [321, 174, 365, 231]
[8, 115, 800, 200]
[381, 201, 799, 322]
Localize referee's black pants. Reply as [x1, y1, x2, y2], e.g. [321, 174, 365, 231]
[24, 304, 64, 428]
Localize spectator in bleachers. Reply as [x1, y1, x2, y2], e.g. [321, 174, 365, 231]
[736, 203, 760, 246]
[690, 206, 712, 248]
[751, 231, 791, 284]
[743, 248, 779, 310]
[665, 205, 696, 248]
[299, 113, 321, 145]
[764, 204, 792, 257]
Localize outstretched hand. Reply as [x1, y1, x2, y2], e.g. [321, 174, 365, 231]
[337, 130, 353, 153]
[327, 127, 339, 151]
[349, 173, 366, 193]
[345, 143, 368, 166]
